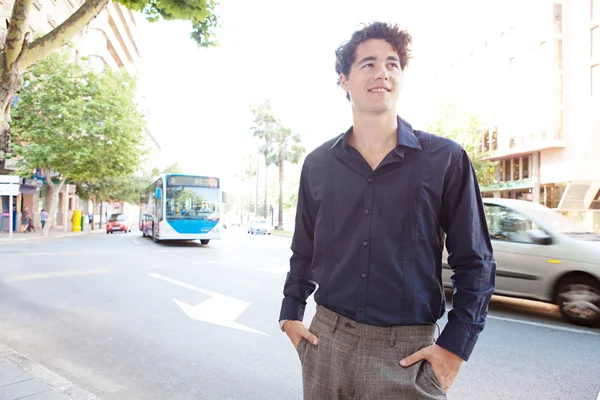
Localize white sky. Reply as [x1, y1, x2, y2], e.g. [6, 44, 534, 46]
[136, 0, 519, 189]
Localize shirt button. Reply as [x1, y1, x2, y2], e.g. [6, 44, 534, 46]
[361, 273, 366, 278]
[362, 241, 368, 247]
[365, 209, 370, 215]
[367, 178, 373, 183]
[358, 307, 364, 312]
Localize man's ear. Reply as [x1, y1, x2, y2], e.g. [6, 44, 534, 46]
[339, 74, 349, 91]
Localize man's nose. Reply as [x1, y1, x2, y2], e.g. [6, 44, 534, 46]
[374, 64, 390, 80]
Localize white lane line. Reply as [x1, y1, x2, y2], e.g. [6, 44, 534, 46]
[597, 391, 600, 400]
[487, 315, 600, 336]
[170, 254, 198, 264]
[132, 240, 139, 244]
[149, 273, 219, 297]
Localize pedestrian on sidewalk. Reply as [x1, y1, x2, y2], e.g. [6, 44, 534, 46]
[21, 207, 30, 233]
[278, 22, 496, 399]
[40, 209, 48, 230]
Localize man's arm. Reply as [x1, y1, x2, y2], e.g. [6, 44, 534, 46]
[279, 160, 319, 323]
[437, 148, 496, 362]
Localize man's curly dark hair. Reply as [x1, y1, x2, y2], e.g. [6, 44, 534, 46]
[335, 22, 412, 100]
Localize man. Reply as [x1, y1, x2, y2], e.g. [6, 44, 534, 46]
[40, 209, 49, 230]
[21, 207, 30, 232]
[279, 22, 496, 399]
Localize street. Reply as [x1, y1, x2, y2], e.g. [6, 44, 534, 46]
[0, 229, 599, 400]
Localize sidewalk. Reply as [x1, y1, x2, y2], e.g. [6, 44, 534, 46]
[0, 344, 99, 400]
[0, 227, 104, 242]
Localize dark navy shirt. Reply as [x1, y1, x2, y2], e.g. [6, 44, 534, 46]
[279, 116, 496, 361]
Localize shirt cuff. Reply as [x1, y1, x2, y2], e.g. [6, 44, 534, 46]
[279, 296, 306, 322]
[436, 319, 478, 361]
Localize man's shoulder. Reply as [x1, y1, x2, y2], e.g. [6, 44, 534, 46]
[304, 135, 341, 165]
[414, 130, 464, 154]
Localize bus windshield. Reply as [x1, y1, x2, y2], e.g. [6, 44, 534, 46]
[165, 186, 219, 220]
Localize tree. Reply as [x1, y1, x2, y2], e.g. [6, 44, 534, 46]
[271, 124, 305, 230]
[0, 0, 218, 160]
[250, 100, 277, 218]
[11, 50, 145, 235]
[427, 103, 496, 186]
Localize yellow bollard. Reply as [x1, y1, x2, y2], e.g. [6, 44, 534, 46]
[72, 209, 82, 232]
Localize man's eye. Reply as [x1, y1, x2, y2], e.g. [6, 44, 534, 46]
[363, 63, 374, 68]
[389, 63, 399, 68]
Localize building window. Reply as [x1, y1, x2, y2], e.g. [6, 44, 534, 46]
[554, 72, 563, 105]
[482, 130, 490, 152]
[554, 3, 563, 34]
[512, 158, 520, 181]
[593, 26, 600, 59]
[522, 156, 530, 179]
[554, 38, 563, 69]
[504, 160, 512, 182]
[554, 109, 564, 140]
[593, 64, 600, 96]
[491, 129, 498, 151]
[509, 136, 516, 149]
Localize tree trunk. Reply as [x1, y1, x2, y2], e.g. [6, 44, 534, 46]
[263, 162, 268, 218]
[255, 155, 259, 217]
[42, 167, 65, 237]
[277, 160, 284, 230]
[90, 197, 95, 230]
[0, 0, 108, 157]
[0, 0, 32, 158]
[99, 200, 103, 229]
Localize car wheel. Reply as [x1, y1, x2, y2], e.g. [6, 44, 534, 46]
[152, 225, 160, 243]
[556, 275, 600, 327]
[110, 231, 113, 234]
[200, 239, 210, 245]
[106, 231, 109, 234]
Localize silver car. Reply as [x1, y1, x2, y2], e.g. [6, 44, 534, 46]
[443, 198, 600, 326]
[248, 218, 272, 235]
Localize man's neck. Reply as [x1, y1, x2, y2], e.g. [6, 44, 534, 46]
[349, 111, 398, 153]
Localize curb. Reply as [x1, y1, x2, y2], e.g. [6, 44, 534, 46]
[0, 229, 105, 243]
[0, 343, 100, 400]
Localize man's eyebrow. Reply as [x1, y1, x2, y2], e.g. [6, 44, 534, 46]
[357, 55, 400, 64]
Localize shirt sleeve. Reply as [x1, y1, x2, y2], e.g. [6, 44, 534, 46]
[279, 160, 319, 322]
[437, 148, 496, 361]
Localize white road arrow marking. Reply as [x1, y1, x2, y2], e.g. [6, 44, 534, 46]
[149, 273, 267, 336]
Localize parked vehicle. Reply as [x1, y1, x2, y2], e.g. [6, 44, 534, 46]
[248, 218, 272, 235]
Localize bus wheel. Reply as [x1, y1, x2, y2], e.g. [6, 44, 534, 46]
[200, 240, 210, 245]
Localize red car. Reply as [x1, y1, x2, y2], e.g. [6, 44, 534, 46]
[106, 213, 131, 234]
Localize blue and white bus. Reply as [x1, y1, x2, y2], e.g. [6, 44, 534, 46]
[140, 174, 223, 244]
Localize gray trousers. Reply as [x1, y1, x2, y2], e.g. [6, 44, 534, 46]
[297, 305, 447, 400]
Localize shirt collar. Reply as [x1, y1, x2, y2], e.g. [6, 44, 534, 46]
[329, 116, 422, 154]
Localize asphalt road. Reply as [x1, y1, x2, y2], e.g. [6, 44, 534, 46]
[0, 228, 599, 400]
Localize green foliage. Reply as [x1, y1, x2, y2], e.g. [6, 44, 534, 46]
[11, 51, 145, 185]
[251, 99, 278, 166]
[250, 99, 306, 227]
[272, 125, 305, 169]
[427, 103, 496, 186]
[119, 0, 219, 47]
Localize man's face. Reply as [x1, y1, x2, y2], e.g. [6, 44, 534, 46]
[340, 39, 403, 115]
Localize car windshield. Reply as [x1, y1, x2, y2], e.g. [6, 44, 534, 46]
[109, 214, 126, 222]
[165, 186, 219, 220]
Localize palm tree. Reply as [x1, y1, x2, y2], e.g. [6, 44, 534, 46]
[272, 124, 305, 230]
[250, 100, 277, 218]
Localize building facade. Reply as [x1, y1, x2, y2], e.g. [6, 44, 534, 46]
[431, 0, 600, 230]
[0, 0, 150, 231]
